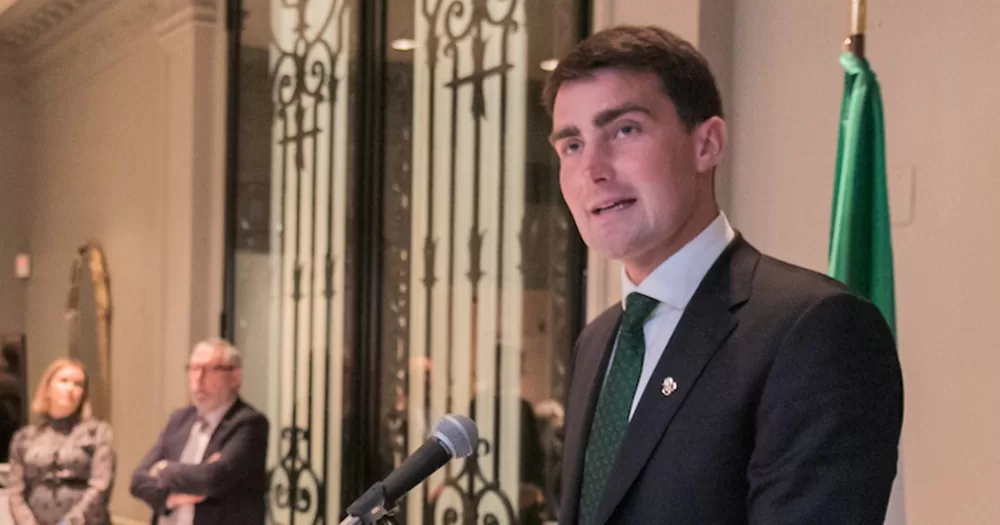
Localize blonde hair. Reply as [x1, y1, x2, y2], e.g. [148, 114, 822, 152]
[30, 358, 91, 422]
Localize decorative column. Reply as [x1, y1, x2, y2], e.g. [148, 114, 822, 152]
[155, 0, 227, 413]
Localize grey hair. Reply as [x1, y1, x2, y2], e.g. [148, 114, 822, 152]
[191, 337, 243, 368]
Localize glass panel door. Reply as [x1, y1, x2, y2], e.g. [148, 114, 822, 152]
[229, 0, 358, 523]
[375, 1, 587, 523]
[225, 1, 587, 523]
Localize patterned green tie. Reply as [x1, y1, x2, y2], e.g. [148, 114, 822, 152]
[579, 292, 659, 525]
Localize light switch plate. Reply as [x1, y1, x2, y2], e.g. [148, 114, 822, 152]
[889, 166, 915, 226]
[14, 253, 30, 279]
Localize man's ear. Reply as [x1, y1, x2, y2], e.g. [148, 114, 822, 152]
[231, 368, 243, 391]
[693, 116, 727, 174]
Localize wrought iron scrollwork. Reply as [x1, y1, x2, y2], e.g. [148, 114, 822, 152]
[426, 439, 517, 525]
[414, 0, 524, 520]
[267, 1, 351, 524]
[226, 1, 589, 525]
[271, 427, 323, 517]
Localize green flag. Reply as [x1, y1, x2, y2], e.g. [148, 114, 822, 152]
[828, 52, 895, 334]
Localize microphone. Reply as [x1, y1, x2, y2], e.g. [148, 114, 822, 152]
[340, 414, 479, 524]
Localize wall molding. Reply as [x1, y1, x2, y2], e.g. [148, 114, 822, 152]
[0, 0, 218, 54]
[24, 0, 159, 97]
[154, 0, 216, 38]
[0, 0, 219, 101]
[0, 0, 95, 56]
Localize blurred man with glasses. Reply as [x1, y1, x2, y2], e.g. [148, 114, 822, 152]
[130, 338, 269, 524]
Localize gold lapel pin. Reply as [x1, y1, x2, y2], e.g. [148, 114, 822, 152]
[661, 377, 678, 397]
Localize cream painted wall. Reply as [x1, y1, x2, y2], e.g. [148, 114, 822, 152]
[24, 38, 170, 520]
[729, 1, 1000, 523]
[0, 69, 29, 335]
[595, 0, 700, 43]
[2, 1, 231, 521]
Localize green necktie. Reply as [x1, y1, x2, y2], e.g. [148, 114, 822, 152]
[579, 292, 659, 525]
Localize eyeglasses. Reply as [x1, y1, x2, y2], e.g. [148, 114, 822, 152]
[184, 364, 236, 375]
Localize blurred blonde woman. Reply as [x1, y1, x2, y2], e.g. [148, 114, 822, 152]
[7, 358, 114, 525]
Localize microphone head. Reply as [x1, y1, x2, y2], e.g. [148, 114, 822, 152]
[432, 414, 479, 458]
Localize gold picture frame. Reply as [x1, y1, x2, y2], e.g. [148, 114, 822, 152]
[67, 241, 112, 422]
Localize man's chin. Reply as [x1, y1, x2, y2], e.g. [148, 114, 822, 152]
[589, 242, 636, 262]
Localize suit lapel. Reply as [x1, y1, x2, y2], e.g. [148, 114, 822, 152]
[593, 237, 758, 525]
[560, 308, 621, 525]
[202, 399, 244, 459]
[170, 408, 198, 460]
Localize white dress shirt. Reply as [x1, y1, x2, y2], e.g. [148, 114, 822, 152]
[613, 213, 736, 419]
[161, 399, 235, 525]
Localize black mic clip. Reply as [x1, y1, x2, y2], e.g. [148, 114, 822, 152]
[339, 482, 401, 525]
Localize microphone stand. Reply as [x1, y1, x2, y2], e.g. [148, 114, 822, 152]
[338, 483, 402, 525]
[337, 509, 399, 525]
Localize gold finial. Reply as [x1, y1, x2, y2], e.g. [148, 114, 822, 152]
[851, 0, 867, 35]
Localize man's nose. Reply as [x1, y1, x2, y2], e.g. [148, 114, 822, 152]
[582, 141, 614, 183]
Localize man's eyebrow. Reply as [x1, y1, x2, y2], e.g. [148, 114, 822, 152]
[549, 125, 580, 145]
[548, 103, 652, 145]
[593, 103, 652, 127]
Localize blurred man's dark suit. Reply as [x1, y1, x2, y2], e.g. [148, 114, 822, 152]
[130, 398, 269, 525]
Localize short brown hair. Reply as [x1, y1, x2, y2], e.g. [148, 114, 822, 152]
[542, 25, 723, 130]
[31, 358, 91, 422]
[191, 337, 243, 368]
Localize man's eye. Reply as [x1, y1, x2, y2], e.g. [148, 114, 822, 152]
[616, 125, 638, 137]
[562, 142, 582, 155]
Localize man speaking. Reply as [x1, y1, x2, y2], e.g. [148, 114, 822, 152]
[545, 25, 903, 525]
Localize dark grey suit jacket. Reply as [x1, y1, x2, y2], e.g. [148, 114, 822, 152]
[559, 236, 903, 525]
[130, 398, 269, 525]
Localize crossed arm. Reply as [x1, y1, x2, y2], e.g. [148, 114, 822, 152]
[130, 412, 269, 514]
[129, 413, 179, 514]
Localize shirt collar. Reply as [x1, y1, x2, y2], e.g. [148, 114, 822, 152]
[199, 397, 237, 432]
[621, 212, 736, 311]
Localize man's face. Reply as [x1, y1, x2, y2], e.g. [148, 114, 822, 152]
[187, 345, 240, 414]
[550, 68, 720, 282]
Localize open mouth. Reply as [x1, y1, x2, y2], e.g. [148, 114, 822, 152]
[592, 198, 636, 215]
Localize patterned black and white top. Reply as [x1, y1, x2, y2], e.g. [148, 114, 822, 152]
[7, 415, 115, 525]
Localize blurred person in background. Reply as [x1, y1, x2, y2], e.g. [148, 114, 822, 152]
[130, 338, 268, 525]
[7, 358, 115, 525]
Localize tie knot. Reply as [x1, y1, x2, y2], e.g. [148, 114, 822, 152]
[623, 292, 658, 329]
[197, 417, 210, 433]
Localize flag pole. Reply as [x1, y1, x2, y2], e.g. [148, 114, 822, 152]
[845, 0, 866, 58]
